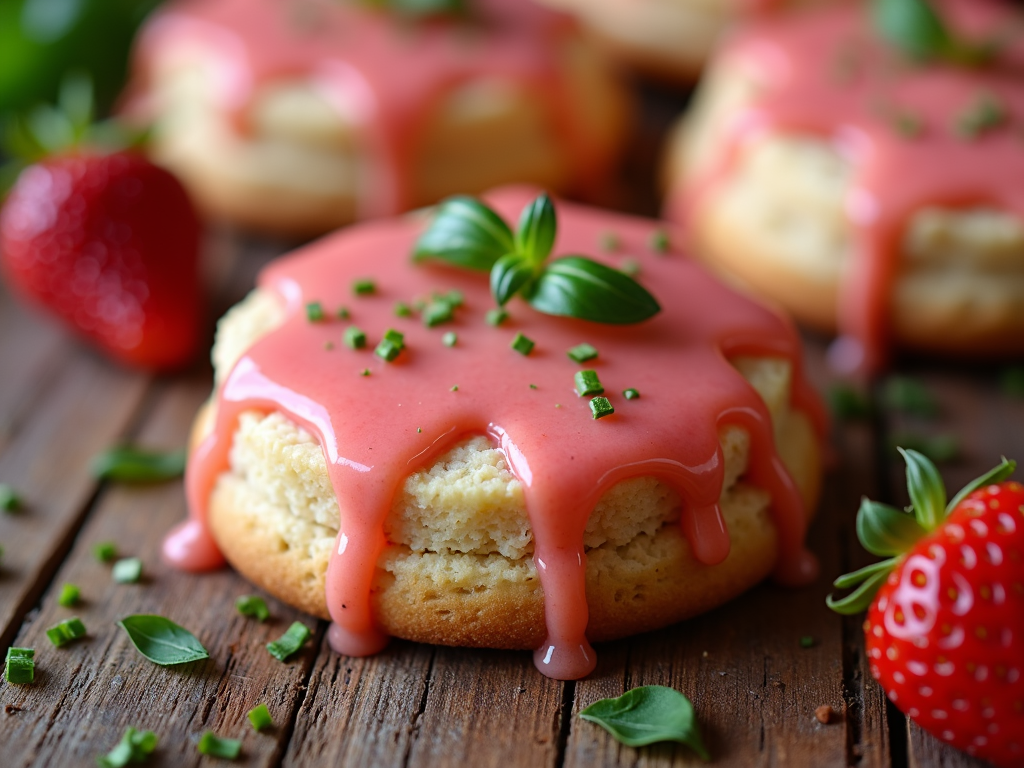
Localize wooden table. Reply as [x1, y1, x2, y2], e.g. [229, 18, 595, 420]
[1, 84, 1018, 768]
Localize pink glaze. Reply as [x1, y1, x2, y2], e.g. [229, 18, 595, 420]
[131, 0, 610, 217]
[670, 0, 1024, 373]
[170, 187, 824, 679]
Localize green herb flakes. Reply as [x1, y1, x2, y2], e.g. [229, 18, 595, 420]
[112, 557, 142, 584]
[57, 583, 81, 607]
[598, 230, 620, 252]
[1001, 366, 1024, 398]
[574, 370, 604, 397]
[589, 397, 615, 420]
[623, 388, 640, 400]
[580, 685, 709, 756]
[353, 279, 376, 296]
[882, 376, 938, 418]
[375, 328, 405, 362]
[423, 300, 454, 327]
[800, 635, 816, 649]
[486, 308, 508, 327]
[4, 647, 34, 684]
[567, 343, 598, 363]
[828, 384, 873, 421]
[648, 229, 670, 253]
[46, 617, 87, 647]
[96, 727, 158, 768]
[442, 331, 457, 347]
[198, 732, 241, 760]
[0, 483, 22, 512]
[344, 326, 367, 350]
[394, 301, 412, 317]
[92, 447, 186, 483]
[94, 542, 117, 563]
[955, 92, 1007, 139]
[248, 703, 274, 732]
[305, 301, 325, 322]
[510, 332, 535, 356]
[267, 621, 311, 662]
[236, 595, 270, 622]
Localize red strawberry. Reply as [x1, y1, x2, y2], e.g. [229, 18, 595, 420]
[1, 150, 202, 370]
[830, 450, 1024, 767]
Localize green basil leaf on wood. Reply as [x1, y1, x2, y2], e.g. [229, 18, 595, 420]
[526, 256, 660, 325]
[856, 497, 928, 556]
[580, 685, 710, 757]
[490, 253, 535, 307]
[515, 192, 556, 265]
[117, 615, 209, 666]
[413, 196, 514, 271]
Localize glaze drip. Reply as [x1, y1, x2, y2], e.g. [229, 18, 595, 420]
[671, 0, 1024, 373]
[168, 188, 823, 679]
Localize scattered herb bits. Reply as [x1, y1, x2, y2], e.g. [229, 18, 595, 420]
[623, 388, 640, 400]
[598, 230, 620, 251]
[198, 732, 241, 760]
[510, 332, 535, 356]
[485, 308, 508, 327]
[580, 685, 708, 756]
[353, 279, 376, 295]
[344, 326, 367, 350]
[336, 306, 350, 320]
[236, 595, 270, 622]
[92, 447, 186, 482]
[620, 257, 640, 277]
[394, 301, 412, 317]
[4, 647, 34, 684]
[423, 300, 454, 327]
[1000, 366, 1024, 398]
[800, 636, 816, 649]
[882, 376, 938, 418]
[649, 229, 670, 253]
[267, 621, 311, 662]
[46, 617, 87, 647]
[574, 370, 604, 397]
[0, 483, 22, 511]
[305, 301, 325, 322]
[829, 384, 873, 421]
[97, 727, 158, 768]
[57, 583, 81, 607]
[589, 397, 615, 420]
[117, 615, 209, 666]
[248, 703, 274, 732]
[374, 328, 405, 362]
[450, 385, 459, 392]
[360, 368, 371, 377]
[94, 542, 117, 563]
[442, 331, 457, 347]
[112, 557, 143, 584]
[955, 92, 1006, 139]
[443, 289, 464, 308]
[567, 343, 598, 363]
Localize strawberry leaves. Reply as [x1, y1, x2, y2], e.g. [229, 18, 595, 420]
[827, 451, 1018, 614]
[414, 194, 661, 325]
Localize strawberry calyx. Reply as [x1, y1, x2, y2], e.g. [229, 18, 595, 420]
[827, 449, 1016, 614]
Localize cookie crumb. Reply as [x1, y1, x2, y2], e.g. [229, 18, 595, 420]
[5, 705, 23, 715]
[815, 705, 835, 724]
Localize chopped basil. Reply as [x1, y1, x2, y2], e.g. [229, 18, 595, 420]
[336, 306, 350, 320]
[97, 727, 158, 768]
[450, 385, 459, 392]
[800, 636, 816, 648]
[46, 617, 87, 647]
[266, 621, 311, 662]
[414, 194, 660, 325]
[236, 595, 270, 622]
[0, 483, 22, 512]
[423, 299, 454, 327]
[623, 388, 640, 400]
[442, 331, 458, 347]
[248, 703, 274, 732]
[954, 92, 1007, 139]
[619, 257, 640, 277]
[117, 615, 209, 666]
[443, 289, 464, 307]
[94, 542, 117, 563]
[4, 647, 34, 684]
[567, 343, 598, 363]
[485, 308, 508, 326]
[598, 230, 620, 252]
[510, 332, 535, 356]
[92, 447, 186, 483]
[882, 376, 938, 418]
[374, 328, 405, 362]
[589, 397, 615, 420]
[529, 384, 538, 390]
[344, 326, 367, 350]
[574, 370, 604, 397]
[112, 557, 142, 584]
[198, 732, 241, 760]
[648, 229, 670, 253]
[57, 583, 81, 607]
[580, 686, 709, 756]
[305, 301, 325, 322]
[828, 384, 873, 421]
[394, 301, 412, 317]
[360, 368, 371, 377]
[353, 279, 376, 296]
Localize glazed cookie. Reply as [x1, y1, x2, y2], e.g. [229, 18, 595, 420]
[127, 0, 628, 236]
[534, 0, 830, 82]
[664, 0, 1024, 371]
[166, 187, 825, 679]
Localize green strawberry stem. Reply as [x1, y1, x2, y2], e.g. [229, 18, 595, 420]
[827, 451, 1016, 615]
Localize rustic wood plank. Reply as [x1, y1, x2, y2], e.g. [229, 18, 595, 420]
[0, 341, 150, 649]
[0, 375, 320, 768]
[881, 365, 1024, 768]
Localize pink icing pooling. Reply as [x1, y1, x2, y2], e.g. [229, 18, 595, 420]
[132, 0, 608, 218]
[670, 0, 1024, 373]
[166, 188, 824, 679]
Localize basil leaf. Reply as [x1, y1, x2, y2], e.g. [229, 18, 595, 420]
[897, 447, 946, 529]
[490, 253, 535, 307]
[872, 0, 953, 60]
[117, 615, 209, 666]
[515, 192, 556, 265]
[92, 447, 186, 483]
[946, 456, 1016, 514]
[856, 497, 927, 556]
[580, 685, 709, 757]
[526, 256, 660, 325]
[413, 196, 514, 271]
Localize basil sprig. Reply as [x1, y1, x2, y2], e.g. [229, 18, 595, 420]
[414, 194, 661, 325]
[871, 0, 996, 65]
[117, 615, 210, 666]
[580, 685, 710, 757]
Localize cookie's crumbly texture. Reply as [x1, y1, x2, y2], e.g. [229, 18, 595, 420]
[201, 290, 820, 648]
[666, 60, 1024, 356]
[142, 35, 627, 236]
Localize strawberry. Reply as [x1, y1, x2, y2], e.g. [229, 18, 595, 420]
[0, 76, 202, 370]
[829, 450, 1024, 767]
